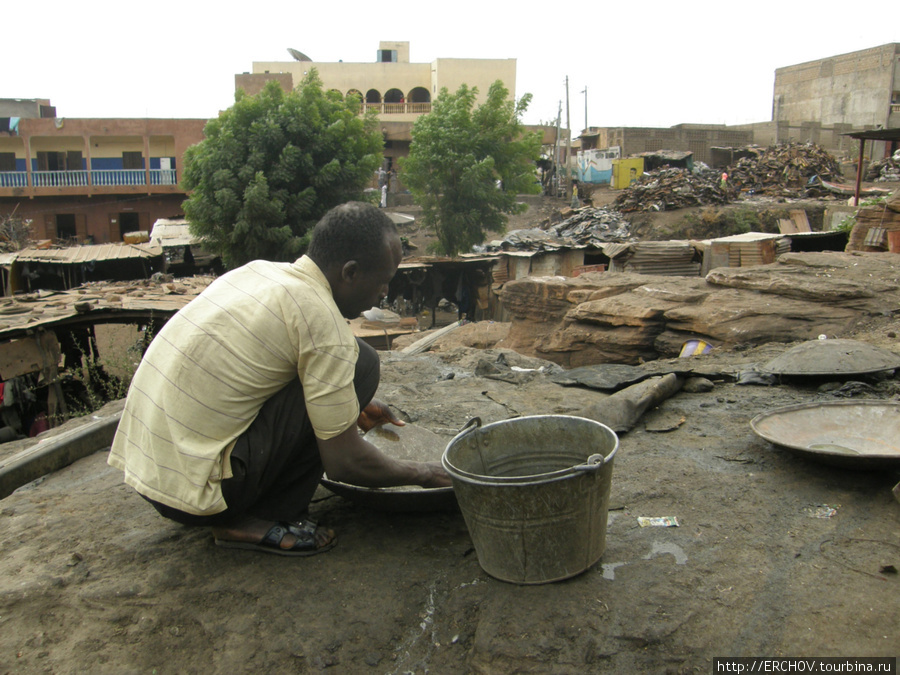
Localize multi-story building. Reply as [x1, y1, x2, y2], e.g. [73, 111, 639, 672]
[235, 41, 518, 172]
[737, 43, 900, 159]
[0, 100, 206, 244]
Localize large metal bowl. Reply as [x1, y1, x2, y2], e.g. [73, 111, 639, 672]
[320, 423, 458, 512]
[760, 339, 900, 377]
[750, 400, 900, 469]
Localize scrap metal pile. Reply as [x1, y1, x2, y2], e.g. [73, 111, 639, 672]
[492, 206, 633, 251]
[727, 142, 843, 196]
[547, 206, 634, 246]
[613, 167, 733, 213]
[865, 150, 900, 182]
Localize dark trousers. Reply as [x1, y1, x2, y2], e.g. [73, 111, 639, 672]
[145, 339, 380, 527]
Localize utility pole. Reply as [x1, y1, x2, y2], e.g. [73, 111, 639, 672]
[553, 102, 562, 197]
[564, 76, 571, 200]
[581, 86, 588, 131]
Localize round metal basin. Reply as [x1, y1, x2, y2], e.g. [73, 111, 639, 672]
[750, 400, 900, 469]
[760, 339, 900, 377]
[320, 423, 457, 512]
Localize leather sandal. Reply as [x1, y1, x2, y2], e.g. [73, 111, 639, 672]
[215, 519, 337, 557]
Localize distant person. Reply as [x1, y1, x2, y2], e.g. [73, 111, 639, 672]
[109, 202, 450, 557]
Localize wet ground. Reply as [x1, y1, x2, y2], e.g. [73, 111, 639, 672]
[1, 334, 899, 673]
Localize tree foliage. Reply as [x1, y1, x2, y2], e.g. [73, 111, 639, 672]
[181, 73, 383, 268]
[400, 81, 541, 256]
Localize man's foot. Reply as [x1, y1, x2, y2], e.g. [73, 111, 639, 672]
[212, 516, 336, 557]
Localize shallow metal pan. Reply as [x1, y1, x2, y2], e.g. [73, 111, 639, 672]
[750, 400, 900, 469]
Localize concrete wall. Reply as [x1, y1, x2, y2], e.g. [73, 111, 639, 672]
[234, 72, 293, 98]
[431, 58, 517, 103]
[601, 124, 753, 165]
[773, 44, 898, 129]
[2, 194, 188, 244]
[0, 99, 53, 118]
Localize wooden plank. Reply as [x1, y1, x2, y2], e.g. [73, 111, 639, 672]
[0, 333, 60, 381]
[789, 209, 812, 233]
[778, 218, 798, 234]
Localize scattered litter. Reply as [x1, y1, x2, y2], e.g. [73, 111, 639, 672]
[679, 339, 713, 357]
[637, 516, 680, 527]
[879, 565, 898, 575]
[801, 504, 838, 519]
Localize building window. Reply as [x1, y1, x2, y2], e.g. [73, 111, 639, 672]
[36, 151, 81, 171]
[56, 214, 77, 240]
[0, 153, 15, 172]
[377, 49, 397, 63]
[123, 152, 144, 170]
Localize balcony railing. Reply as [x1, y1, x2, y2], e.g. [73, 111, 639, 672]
[0, 172, 28, 188]
[364, 102, 432, 115]
[0, 169, 178, 189]
[33, 170, 90, 187]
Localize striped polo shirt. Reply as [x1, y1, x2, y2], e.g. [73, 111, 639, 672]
[108, 256, 360, 515]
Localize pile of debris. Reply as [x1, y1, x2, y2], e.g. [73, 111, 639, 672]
[727, 142, 843, 196]
[491, 207, 633, 252]
[613, 167, 733, 213]
[547, 206, 634, 247]
[865, 150, 900, 182]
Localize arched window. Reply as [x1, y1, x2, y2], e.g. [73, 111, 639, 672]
[366, 89, 382, 103]
[347, 89, 363, 102]
[384, 88, 404, 103]
[408, 87, 430, 103]
[328, 89, 343, 99]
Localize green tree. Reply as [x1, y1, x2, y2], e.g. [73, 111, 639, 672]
[400, 81, 542, 256]
[181, 73, 383, 268]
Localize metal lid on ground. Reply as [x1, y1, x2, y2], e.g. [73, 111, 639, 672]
[760, 339, 900, 376]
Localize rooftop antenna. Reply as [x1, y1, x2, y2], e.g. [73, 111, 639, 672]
[287, 48, 312, 62]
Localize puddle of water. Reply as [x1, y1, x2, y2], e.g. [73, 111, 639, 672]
[643, 541, 688, 565]
[601, 562, 626, 580]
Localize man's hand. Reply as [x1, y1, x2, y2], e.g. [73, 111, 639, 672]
[357, 399, 405, 432]
[420, 461, 453, 488]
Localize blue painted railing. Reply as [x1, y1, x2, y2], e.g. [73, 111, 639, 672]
[0, 172, 28, 188]
[0, 169, 178, 188]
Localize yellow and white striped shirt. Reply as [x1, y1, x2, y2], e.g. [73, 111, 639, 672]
[108, 256, 360, 515]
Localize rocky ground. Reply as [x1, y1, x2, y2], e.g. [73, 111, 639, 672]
[1, 190, 899, 674]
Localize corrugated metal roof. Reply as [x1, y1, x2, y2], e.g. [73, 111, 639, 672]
[13, 243, 162, 264]
[149, 218, 198, 248]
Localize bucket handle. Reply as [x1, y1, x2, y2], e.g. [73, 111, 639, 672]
[456, 417, 482, 438]
[572, 453, 607, 472]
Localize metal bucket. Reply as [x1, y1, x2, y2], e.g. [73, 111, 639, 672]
[442, 415, 618, 584]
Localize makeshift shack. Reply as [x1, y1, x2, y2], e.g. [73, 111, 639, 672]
[149, 218, 221, 275]
[602, 241, 701, 276]
[0, 243, 165, 295]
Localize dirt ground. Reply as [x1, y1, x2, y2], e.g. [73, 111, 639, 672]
[2, 326, 899, 673]
[2, 194, 899, 674]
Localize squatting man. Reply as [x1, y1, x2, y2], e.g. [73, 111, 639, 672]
[109, 202, 450, 555]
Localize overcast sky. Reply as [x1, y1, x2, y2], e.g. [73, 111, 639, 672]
[4, 1, 897, 131]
